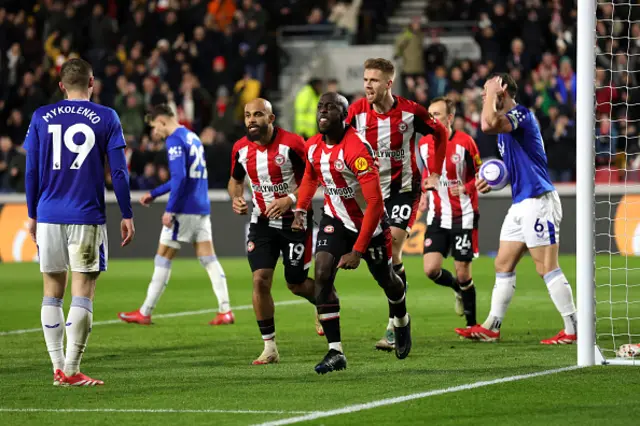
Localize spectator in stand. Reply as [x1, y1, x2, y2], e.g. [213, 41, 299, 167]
[544, 112, 576, 182]
[0, 136, 17, 192]
[424, 29, 448, 73]
[294, 78, 323, 139]
[395, 17, 424, 98]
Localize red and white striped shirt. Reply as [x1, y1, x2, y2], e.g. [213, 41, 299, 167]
[346, 96, 448, 199]
[231, 128, 306, 229]
[419, 130, 481, 230]
[304, 127, 383, 237]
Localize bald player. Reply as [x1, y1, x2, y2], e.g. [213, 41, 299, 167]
[229, 98, 319, 365]
[118, 104, 234, 327]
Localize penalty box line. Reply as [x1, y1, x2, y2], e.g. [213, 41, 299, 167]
[0, 300, 306, 336]
[253, 365, 582, 426]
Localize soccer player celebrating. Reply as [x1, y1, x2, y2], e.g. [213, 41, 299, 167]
[418, 97, 481, 330]
[25, 58, 135, 386]
[293, 92, 411, 374]
[229, 98, 318, 365]
[346, 58, 448, 351]
[118, 104, 233, 326]
[456, 74, 577, 344]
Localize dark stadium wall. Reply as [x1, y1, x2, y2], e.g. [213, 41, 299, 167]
[0, 196, 629, 262]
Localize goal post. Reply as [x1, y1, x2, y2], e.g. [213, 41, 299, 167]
[576, 0, 596, 367]
[579, 0, 640, 366]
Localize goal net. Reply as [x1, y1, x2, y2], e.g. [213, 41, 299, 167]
[583, 0, 640, 365]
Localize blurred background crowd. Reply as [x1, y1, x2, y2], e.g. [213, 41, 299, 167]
[0, 0, 637, 193]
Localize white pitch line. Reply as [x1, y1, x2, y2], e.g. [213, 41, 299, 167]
[0, 408, 317, 415]
[252, 365, 582, 426]
[0, 300, 306, 336]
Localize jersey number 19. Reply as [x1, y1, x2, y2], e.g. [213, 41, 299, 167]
[48, 124, 95, 170]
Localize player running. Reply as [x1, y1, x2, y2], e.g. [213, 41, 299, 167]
[118, 104, 233, 326]
[25, 58, 135, 386]
[346, 58, 448, 351]
[456, 74, 577, 344]
[418, 97, 481, 330]
[229, 98, 318, 365]
[293, 92, 411, 374]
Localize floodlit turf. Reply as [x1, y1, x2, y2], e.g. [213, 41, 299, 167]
[1, 255, 639, 426]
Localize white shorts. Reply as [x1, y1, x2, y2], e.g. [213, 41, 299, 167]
[36, 223, 108, 273]
[159, 214, 212, 249]
[499, 191, 562, 248]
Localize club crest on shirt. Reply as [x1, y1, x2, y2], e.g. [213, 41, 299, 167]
[354, 157, 369, 171]
[274, 154, 285, 166]
[334, 159, 345, 171]
[247, 241, 255, 252]
[324, 225, 335, 234]
[424, 238, 432, 247]
[398, 122, 408, 133]
[451, 153, 461, 164]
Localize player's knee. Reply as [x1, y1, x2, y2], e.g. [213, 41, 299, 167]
[423, 264, 441, 280]
[314, 263, 334, 286]
[454, 262, 472, 282]
[252, 272, 272, 294]
[494, 256, 515, 274]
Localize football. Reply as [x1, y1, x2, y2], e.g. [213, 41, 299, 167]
[479, 159, 509, 190]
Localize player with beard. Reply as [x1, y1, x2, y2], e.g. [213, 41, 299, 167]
[229, 98, 319, 365]
[346, 58, 448, 351]
[293, 92, 411, 374]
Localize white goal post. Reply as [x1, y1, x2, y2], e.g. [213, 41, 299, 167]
[578, 0, 640, 366]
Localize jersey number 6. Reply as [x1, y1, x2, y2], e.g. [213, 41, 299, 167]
[48, 124, 95, 170]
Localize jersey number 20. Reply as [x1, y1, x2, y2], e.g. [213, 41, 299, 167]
[48, 124, 95, 170]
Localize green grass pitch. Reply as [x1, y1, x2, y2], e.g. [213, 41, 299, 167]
[1, 255, 639, 425]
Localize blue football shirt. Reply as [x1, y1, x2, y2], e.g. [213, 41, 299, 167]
[150, 127, 210, 215]
[24, 99, 132, 225]
[497, 104, 555, 203]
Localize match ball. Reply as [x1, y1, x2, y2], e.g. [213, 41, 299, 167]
[479, 159, 509, 190]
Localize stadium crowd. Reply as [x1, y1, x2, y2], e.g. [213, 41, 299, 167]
[0, 0, 637, 193]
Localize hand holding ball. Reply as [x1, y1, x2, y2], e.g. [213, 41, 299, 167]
[478, 159, 509, 191]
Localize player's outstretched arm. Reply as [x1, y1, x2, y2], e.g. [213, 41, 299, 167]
[24, 119, 40, 242]
[481, 76, 514, 135]
[144, 182, 171, 206]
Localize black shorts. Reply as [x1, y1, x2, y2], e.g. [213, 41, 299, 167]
[247, 219, 313, 285]
[385, 190, 420, 233]
[423, 225, 479, 262]
[315, 214, 392, 266]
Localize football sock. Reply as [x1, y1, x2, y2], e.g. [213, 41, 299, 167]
[140, 255, 172, 316]
[482, 272, 516, 332]
[544, 268, 577, 335]
[459, 278, 477, 326]
[389, 263, 407, 328]
[389, 293, 409, 327]
[317, 305, 341, 352]
[64, 296, 93, 376]
[432, 268, 460, 291]
[41, 297, 65, 372]
[257, 318, 276, 344]
[200, 255, 231, 313]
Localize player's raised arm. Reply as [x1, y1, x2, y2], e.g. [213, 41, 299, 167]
[24, 117, 40, 241]
[348, 141, 384, 255]
[481, 75, 515, 135]
[106, 111, 134, 246]
[228, 142, 248, 215]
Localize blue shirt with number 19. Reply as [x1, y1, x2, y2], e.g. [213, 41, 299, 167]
[24, 99, 132, 225]
[150, 127, 210, 215]
[497, 104, 555, 204]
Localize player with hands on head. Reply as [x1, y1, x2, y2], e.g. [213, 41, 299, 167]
[293, 92, 412, 374]
[228, 98, 319, 365]
[456, 74, 577, 345]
